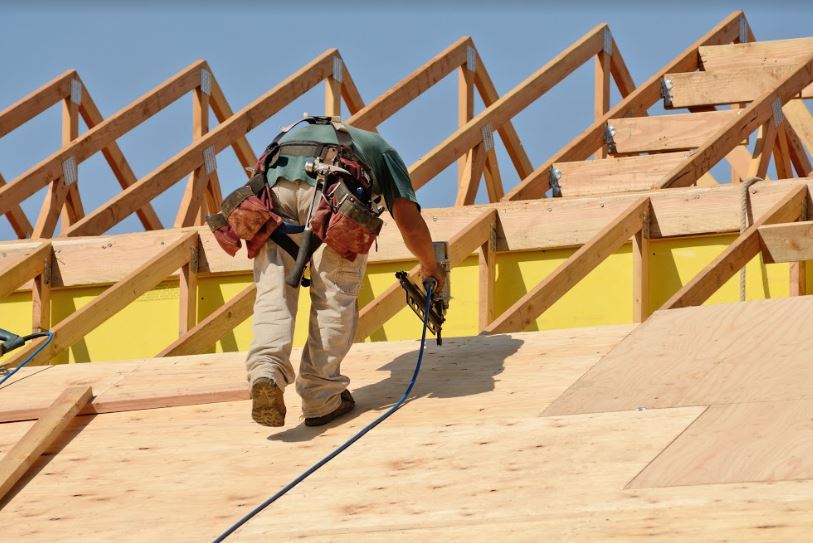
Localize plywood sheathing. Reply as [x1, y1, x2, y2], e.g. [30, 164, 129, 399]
[1, 319, 812, 540]
[546, 296, 813, 415]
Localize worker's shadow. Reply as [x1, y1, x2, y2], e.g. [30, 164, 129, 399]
[269, 335, 523, 443]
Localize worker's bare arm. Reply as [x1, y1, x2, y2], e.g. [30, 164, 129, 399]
[390, 197, 446, 292]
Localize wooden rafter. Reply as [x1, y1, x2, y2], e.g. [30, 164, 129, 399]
[63, 50, 345, 237]
[409, 24, 610, 192]
[662, 185, 807, 309]
[484, 197, 650, 334]
[0, 181, 810, 291]
[0, 386, 93, 502]
[0, 61, 207, 219]
[349, 37, 473, 130]
[348, 37, 534, 196]
[77, 78, 163, 231]
[158, 283, 255, 357]
[0, 173, 33, 239]
[0, 241, 51, 300]
[0, 70, 76, 138]
[1, 232, 198, 368]
[661, 54, 813, 188]
[504, 10, 745, 201]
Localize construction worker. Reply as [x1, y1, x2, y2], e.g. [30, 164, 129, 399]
[246, 119, 445, 428]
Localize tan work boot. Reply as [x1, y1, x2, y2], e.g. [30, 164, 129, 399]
[251, 378, 286, 427]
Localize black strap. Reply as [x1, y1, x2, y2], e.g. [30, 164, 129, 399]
[258, 116, 360, 174]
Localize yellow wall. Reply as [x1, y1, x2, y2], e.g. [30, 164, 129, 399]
[0, 234, 807, 364]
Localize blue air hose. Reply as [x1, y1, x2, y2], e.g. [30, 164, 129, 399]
[0, 331, 54, 388]
[212, 283, 436, 542]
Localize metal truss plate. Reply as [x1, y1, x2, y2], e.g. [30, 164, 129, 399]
[62, 156, 78, 186]
[203, 146, 217, 175]
[332, 57, 344, 83]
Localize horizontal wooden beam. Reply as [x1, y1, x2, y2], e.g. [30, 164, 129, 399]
[700, 37, 813, 71]
[408, 24, 607, 191]
[157, 283, 256, 357]
[759, 221, 813, 263]
[504, 10, 745, 201]
[555, 152, 690, 197]
[1, 180, 811, 290]
[484, 197, 649, 334]
[609, 110, 741, 154]
[0, 61, 207, 219]
[0, 386, 93, 502]
[662, 54, 813, 189]
[64, 50, 338, 237]
[1, 232, 198, 368]
[0, 388, 249, 424]
[662, 184, 807, 309]
[0, 70, 74, 138]
[0, 241, 51, 300]
[666, 66, 813, 108]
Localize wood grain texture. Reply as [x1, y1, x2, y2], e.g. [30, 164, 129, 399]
[662, 56, 813, 189]
[0, 241, 50, 299]
[0, 326, 630, 422]
[1, 317, 811, 541]
[348, 37, 471, 130]
[662, 185, 806, 309]
[700, 37, 813, 71]
[556, 152, 690, 197]
[0, 232, 198, 368]
[0, 61, 206, 219]
[546, 295, 813, 416]
[157, 283, 255, 357]
[409, 24, 607, 192]
[0, 172, 33, 239]
[0, 70, 74, 138]
[667, 66, 813, 108]
[610, 110, 740, 154]
[0, 180, 810, 292]
[63, 51, 336, 237]
[0, 386, 92, 501]
[485, 197, 648, 333]
[759, 220, 813, 263]
[504, 11, 745, 201]
[629, 399, 813, 488]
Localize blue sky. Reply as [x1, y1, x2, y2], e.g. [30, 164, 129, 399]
[2, 1, 812, 239]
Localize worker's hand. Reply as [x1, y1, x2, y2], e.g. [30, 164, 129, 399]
[421, 260, 446, 296]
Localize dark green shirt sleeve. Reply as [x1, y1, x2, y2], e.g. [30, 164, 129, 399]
[376, 150, 420, 213]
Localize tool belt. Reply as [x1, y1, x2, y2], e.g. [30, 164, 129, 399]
[311, 174, 382, 260]
[206, 174, 283, 259]
[206, 116, 383, 265]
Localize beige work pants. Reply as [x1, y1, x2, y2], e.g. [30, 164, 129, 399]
[245, 179, 368, 418]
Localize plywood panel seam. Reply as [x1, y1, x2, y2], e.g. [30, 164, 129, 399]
[624, 405, 709, 489]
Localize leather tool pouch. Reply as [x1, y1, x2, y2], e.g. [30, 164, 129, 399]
[311, 179, 383, 261]
[206, 173, 283, 258]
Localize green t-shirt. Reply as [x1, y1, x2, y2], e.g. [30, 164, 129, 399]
[265, 124, 419, 213]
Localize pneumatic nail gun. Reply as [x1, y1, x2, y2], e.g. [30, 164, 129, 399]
[396, 241, 450, 345]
